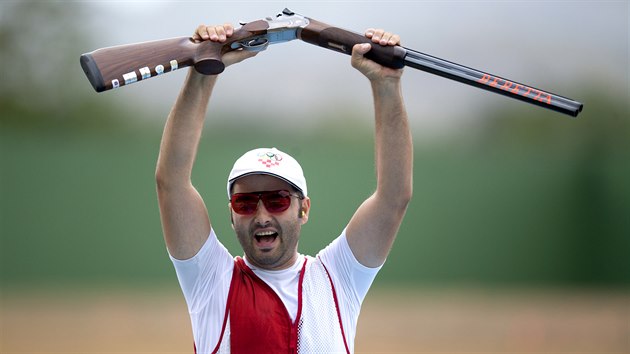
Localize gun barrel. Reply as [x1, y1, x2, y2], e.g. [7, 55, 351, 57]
[403, 49, 583, 117]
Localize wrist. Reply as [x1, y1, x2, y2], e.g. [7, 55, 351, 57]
[188, 67, 218, 81]
[370, 76, 401, 92]
[186, 68, 218, 90]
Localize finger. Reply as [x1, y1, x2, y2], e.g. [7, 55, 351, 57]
[352, 43, 372, 56]
[215, 25, 226, 42]
[379, 32, 400, 46]
[370, 29, 385, 44]
[351, 43, 371, 70]
[378, 32, 392, 46]
[224, 23, 234, 37]
[365, 28, 376, 38]
[204, 25, 219, 41]
[196, 24, 210, 40]
[388, 33, 401, 46]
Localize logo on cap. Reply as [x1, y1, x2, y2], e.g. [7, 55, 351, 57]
[257, 151, 283, 168]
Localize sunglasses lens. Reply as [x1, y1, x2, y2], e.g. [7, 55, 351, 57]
[231, 194, 259, 215]
[231, 190, 294, 215]
[262, 191, 292, 213]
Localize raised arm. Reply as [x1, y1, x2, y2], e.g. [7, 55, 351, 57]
[156, 24, 256, 260]
[345, 29, 413, 268]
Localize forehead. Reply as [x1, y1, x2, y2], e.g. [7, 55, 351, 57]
[232, 174, 293, 194]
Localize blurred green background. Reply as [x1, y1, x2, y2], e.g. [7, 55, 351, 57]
[1, 1, 629, 294]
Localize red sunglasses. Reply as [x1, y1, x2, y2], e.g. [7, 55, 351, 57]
[230, 190, 303, 215]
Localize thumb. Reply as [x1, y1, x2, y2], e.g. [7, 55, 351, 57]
[223, 49, 258, 68]
[352, 43, 372, 56]
[351, 43, 371, 68]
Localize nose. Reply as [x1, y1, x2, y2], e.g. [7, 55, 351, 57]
[253, 199, 272, 226]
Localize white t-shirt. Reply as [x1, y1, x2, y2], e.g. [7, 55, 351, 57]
[170, 228, 381, 353]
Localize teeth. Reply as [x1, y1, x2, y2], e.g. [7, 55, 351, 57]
[255, 231, 276, 236]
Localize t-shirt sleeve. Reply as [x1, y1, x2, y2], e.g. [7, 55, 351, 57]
[169, 228, 233, 341]
[317, 228, 382, 309]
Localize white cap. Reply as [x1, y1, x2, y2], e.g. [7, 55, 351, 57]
[227, 147, 307, 197]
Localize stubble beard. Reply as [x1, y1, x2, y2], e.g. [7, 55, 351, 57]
[235, 218, 301, 270]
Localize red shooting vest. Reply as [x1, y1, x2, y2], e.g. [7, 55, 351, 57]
[200, 256, 350, 354]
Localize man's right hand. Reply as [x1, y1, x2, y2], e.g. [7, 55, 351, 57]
[192, 23, 258, 68]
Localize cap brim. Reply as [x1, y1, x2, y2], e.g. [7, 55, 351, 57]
[228, 172, 304, 196]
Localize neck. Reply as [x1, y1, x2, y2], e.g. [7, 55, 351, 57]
[245, 253, 299, 271]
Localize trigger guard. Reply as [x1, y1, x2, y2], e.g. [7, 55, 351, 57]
[233, 37, 269, 52]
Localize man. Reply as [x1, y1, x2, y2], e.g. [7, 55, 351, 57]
[156, 22, 413, 354]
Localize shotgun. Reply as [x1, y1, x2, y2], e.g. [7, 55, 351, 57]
[80, 8, 583, 117]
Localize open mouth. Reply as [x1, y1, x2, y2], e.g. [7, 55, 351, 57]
[254, 230, 278, 248]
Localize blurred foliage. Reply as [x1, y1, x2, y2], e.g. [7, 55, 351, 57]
[1, 2, 628, 290]
[1, 3, 84, 107]
[382, 92, 630, 287]
[0, 2, 136, 133]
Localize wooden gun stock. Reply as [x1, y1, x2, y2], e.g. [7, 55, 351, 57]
[80, 20, 268, 92]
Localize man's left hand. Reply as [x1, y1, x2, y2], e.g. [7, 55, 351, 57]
[351, 29, 403, 81]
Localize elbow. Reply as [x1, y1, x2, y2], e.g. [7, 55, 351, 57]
[155, 155, 194, 194]
[402, 185, 413, 208]
[155, 164, 192, 194]
[396, 174, 414, 207]
[380, 183, 413, 215]
[399, 175, 414, 209]
[398, 185, 413, 212]
[155, 165, 176, 192]
[155, 166, 167, 190]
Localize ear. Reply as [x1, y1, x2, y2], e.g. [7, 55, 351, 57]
[298, 197, 311, 225]
[228, 202, 235, 230]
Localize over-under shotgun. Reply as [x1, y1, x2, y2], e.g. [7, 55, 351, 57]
[80, 8, 583, 117]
